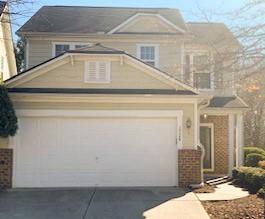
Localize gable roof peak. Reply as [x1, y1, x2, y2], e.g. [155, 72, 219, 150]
[17, 5, 187, 35]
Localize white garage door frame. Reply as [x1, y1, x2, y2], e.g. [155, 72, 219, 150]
[10, 109, 183, 187]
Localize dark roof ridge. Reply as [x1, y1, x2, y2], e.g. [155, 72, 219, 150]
[42, 5, 177, 10]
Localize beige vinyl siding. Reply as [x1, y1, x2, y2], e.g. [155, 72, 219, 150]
[17, 60, 174, 89]
[26, 38, 183, 80]
[117, 15, 178, 33]
[100, 41, 182, 79]
[13, 100, 195, 148]
[0, 137, 9, 148]
[27, 40, 52, 68]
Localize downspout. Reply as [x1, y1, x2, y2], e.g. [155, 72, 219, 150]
[190, 98, 211, 189]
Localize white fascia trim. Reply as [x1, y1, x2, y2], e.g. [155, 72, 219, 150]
[10, 93, 200, 104]
[6, 52, 198, 94]
[26, 39, 29, 69]
[5, 53, 69, 86]
[201, 108, 248, 115]
[16, 109, 182, 118]
[194, 101, 199, 149]
[124, 55, 199, 94]
[107, 13, 186, 34]
[200, 123, 215, 172]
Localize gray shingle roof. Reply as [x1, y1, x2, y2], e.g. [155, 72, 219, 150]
[208, 96, 248, 108]
[187, 22, 240, 47]
[0, 1, 6, 16]
[17, 6, 187, 35]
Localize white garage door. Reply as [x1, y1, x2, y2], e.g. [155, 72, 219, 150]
[13, 111, 180, 187]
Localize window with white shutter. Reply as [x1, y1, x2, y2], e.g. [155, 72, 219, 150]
[84, 61, 111, 83]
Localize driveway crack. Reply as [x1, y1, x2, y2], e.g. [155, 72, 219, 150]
[82, 188, 96, 219]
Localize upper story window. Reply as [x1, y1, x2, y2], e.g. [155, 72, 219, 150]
[52, 42, 89, 57]
[55, 44, 70, 56]
[84, 61, 111, 83]
[137, 44, 159, 67]
[185, 54, 213, 90]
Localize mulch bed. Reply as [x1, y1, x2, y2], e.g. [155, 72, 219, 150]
[202, 195, 265, 219]
[192, 184, 215, 193]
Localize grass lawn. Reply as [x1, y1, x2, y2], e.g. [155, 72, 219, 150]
[202, 195, 264, 219]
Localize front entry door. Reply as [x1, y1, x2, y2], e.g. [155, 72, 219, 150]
[200, 124, 214, 171]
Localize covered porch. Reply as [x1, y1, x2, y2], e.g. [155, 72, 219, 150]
[199, 96, 248, 178]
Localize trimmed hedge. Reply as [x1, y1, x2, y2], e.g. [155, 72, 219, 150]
[232, 167, 265, 193]
[244, 147, 265, 159]
[245, 153, 265, 167]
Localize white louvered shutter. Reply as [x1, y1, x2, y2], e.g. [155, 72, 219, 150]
[85, 61, 110, 83]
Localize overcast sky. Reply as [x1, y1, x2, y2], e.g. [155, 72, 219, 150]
[11, 0, 247, 40]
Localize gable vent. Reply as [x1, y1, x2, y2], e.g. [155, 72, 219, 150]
[84, 61, 111, 83]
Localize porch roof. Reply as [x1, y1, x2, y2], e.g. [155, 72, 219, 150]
[208, 96, 248, 109]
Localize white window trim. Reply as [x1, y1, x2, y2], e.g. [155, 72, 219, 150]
[200, 123, 215, 172]
[187, 53, 214, 91]
[136, 44, 159, 68]
[84, 61, 111, 84]
[52, 42, 90, 57]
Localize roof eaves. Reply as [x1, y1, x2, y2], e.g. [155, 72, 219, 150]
[5, 48, 198, 94]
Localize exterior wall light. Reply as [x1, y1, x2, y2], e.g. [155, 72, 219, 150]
[186, 118, 192, 129]
[203, 114, 208, 119]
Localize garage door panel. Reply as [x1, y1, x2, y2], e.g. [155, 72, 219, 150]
[14, 115, 178, 187]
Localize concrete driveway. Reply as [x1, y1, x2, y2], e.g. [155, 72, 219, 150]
[0, 187, 209, 219]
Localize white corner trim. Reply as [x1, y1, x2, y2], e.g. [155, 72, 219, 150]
[194, 102, 199, 149]
[26, 39, 29, 69]
[136, 43, 159, 68]
[177, 111, 183, 149]
[228, 114, 235, 175]
[200, 123, 215, 172]
[107, 13, 186, 34]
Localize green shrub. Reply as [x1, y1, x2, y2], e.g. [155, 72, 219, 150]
[232, 167, 265, 193]
[0, 85, 18, 137]
[257, 187, 265, 199]
[244, 147, 265, 159]
[245, 153, 265, 167]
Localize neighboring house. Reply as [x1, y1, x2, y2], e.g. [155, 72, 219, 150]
[0, 1, 16, 81]
[2, 6, 248, 188]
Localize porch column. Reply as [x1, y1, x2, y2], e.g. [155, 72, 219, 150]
[228, 114, 235, 175]
[236, 113, 244, 166]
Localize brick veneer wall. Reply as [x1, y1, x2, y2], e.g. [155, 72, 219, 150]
[0, 149, 13, 189]
[178, 149, 202, 187]
[201, 115, 229, 175]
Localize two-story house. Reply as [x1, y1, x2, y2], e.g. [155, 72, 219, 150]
[2, 6, 248, 188]
[0, 1, 16, 81]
